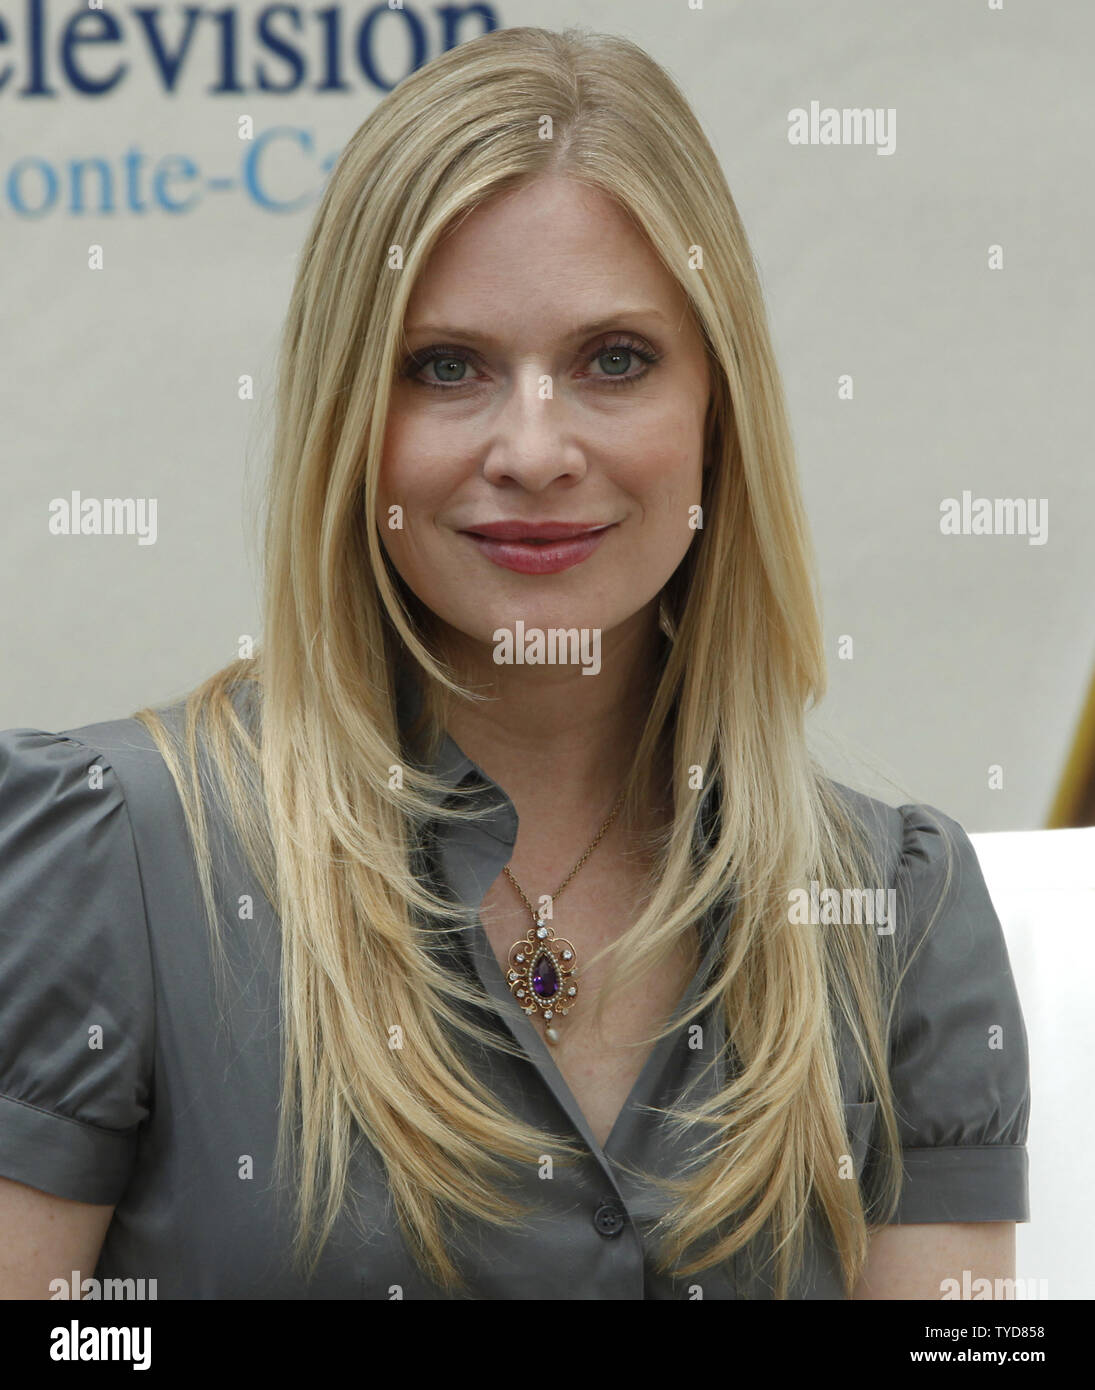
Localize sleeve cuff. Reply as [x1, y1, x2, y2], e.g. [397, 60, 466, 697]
[889, 1144, 1029, 1224]
[0, 1091, 138, 1205]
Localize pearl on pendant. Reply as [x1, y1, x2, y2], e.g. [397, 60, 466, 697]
[545, 1026, 560, 1044]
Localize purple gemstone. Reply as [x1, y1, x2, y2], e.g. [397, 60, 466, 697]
[531, 953, 559, 998]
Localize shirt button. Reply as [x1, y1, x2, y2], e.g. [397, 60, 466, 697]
[593, 1201, 627, 1237]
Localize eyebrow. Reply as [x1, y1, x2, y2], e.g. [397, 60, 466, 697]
[402, 309, 671, 342]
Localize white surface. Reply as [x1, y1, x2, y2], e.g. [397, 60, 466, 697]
[969, 828, 1095, 1299]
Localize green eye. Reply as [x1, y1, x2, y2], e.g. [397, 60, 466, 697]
[402, 336, 660, 392]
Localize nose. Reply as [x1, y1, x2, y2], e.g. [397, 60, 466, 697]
[481, 369, 587, 491]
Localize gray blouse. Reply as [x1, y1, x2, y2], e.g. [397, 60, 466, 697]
[0, 680, 1030, 1299]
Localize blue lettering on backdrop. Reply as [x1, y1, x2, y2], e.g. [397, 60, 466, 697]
[60, 8, 126, 95]
[0, 2, 501, 217]
[243, 126, 315, 212]
[6, 126, 359, 215]
[255, 7, 307, 94]
[0, 1, 500, 96]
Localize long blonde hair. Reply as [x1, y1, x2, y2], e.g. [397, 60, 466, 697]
[136, 25, 951, 1297]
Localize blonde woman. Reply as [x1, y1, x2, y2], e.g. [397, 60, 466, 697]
[0, 26, 1028, 1300]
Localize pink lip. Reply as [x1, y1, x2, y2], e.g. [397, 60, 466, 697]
[461, 521, 615, 575]
[463, 520, 612, 540]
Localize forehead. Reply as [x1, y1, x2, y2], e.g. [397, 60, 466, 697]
[403, 175, 685, 331]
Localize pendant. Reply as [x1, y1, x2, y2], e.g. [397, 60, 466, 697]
[505, 916, 578, 1045]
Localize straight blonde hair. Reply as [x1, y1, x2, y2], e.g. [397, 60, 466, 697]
[136, 25, 952, 1298]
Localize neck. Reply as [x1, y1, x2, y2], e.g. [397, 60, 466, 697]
[432, 601, 668, 825]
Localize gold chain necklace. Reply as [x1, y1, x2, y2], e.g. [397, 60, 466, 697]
[502, 789, 627, 1045]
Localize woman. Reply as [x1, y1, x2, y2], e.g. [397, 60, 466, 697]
[0, 26, 1028, 1300]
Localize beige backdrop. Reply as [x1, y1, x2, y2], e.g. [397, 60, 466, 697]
[2, 0, 1092, 832]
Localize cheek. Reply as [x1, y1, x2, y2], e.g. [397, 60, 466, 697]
[378, 413, 463, 525]
[378, 425, 435, 581]
[379, 412, 426, 504]
[613, 418, 705, 577]
[377, 430, 483, 603]
[624, 431, 705, 520]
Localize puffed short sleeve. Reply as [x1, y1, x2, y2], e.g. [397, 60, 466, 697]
[875, 803, 1030, 1224]
[0, 727, 155, 1204]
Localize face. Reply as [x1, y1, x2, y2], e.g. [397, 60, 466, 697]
[377, 173, 712, 668]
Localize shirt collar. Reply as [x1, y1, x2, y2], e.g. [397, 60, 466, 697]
[395, 662, 471, 785]
[395, 664, 724, 857]
[396, 664, 519, 845]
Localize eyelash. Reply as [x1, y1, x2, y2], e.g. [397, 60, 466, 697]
[401, 336, 661, 392]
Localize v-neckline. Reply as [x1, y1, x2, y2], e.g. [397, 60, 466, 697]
[464, 902, 727, 1161]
